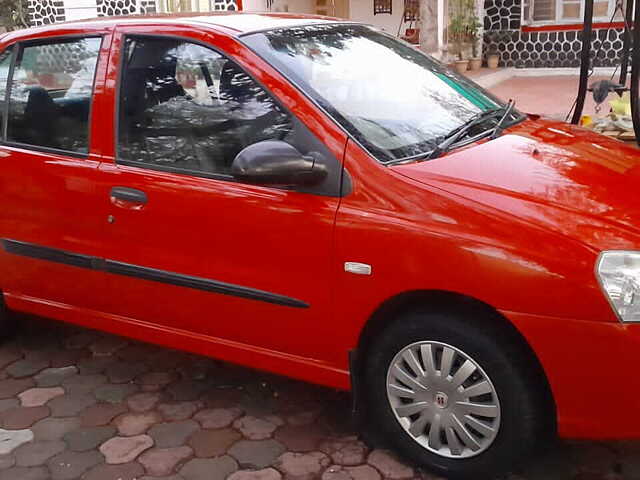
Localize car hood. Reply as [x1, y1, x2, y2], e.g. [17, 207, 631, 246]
[392, 117, 640, 252]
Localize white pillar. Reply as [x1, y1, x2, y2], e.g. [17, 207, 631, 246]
[420, 0, 439, 54]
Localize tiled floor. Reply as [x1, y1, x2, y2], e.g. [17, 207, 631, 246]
[487, 74, 612, 119]
[0, 316, 636, 479]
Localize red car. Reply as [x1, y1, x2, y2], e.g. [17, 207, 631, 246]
[0, 12, 638, 478]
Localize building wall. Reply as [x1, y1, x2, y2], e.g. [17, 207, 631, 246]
[483, 0, 625, 67]
[348, 0, 406, 34]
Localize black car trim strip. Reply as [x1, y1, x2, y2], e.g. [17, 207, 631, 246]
[1, 239, 309, 309]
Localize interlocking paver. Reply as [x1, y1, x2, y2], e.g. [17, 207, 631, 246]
[0, 349, 23, 370]
[14, 440, 66, 467]
[0, 317, 635, 480]
[0, 428, 34, 454]
[89, 336, 128, 356]
[47, 450, 103, 480]
[158, 401, 202, 421]
[148, 420, 199, 448]
[0, 466, 48, 480]
[319, 437, 369, 466]
[126, 392, 162, 413]
[188, 427, 241, 458]
[276, 425, 328, 453]
[0, 399, 18, 414]
[106, 361, 148, 384]
[100, 434, 154, 464]
[234, 415, 280, 440]
[94, 383, 138, 404]
[0, 405, 49, 429]
[228, 468, 283, 480]
[275, 451, 331, 480]
[18, 387, 65, 407]
[167, 380, 211, 401]
[321, 465, 382, 480]
[114, 411, 162, 436]
[77, 356, 116, 375]
[137, 371, 177, 386]
[34, 367, 77, 387]
[61, 374, 107, 395]
[367, 449, 414, 479]
[6, 358, 48, 378]
[32, 417, 81, 441]
[63, 426, 117, 452]
[180, 456, 238, 480]
[138, 445, 193, 476]
[80, 403, 128, 427]
[193, 407, 243, 429]
[48, 393, 96, 417]
[0, 378, 35, 399]
[82, 462, 145, 480]
[0, 454, 15, 470]
[65, 332, 98, 350]
[229, 439, 286, 469]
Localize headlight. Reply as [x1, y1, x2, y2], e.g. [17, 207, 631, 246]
[596, 251, 640, 322]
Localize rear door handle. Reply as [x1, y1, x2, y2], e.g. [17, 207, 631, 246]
[110, 187, 148, 204]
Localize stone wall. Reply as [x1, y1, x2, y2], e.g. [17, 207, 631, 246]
[482, 0, 625, 67]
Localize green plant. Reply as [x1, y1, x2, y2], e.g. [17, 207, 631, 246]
[448, 0, 475, 60]
[0, 0, 29, 31]
[468, 13, 482, 58]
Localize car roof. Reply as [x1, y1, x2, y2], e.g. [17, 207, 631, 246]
[2, 12, 352, 42]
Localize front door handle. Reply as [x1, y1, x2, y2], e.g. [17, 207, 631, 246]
[110, 187, 148, 205]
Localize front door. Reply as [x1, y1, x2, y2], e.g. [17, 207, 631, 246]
[94, 29, 346, 363]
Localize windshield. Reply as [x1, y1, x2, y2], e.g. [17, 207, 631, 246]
[242, 24, 521, 163]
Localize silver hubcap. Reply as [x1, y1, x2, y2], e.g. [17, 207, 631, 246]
[386, 341, 501, 459]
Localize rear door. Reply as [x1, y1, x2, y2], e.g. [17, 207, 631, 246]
[0, 31, 114, 313]
[93, 26, 349, 366]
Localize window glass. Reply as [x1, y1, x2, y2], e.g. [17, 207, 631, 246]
[118, 37, 292, 176]
[0, 47, 13, 139]
[243, 25, 512, 163]
[7, 37, 101, 153]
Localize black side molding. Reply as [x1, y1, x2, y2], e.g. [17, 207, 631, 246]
[1, 239, 309, 309]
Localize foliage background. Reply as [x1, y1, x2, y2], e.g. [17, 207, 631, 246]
[0, 0, 29, 31]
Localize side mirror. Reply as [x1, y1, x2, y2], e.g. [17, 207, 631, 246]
[231, 140, 327, 186]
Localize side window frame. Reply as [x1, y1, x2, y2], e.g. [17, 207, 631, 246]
[115, 33, 297, 183]
[0, 44, 16, 142]
[1, 34, 104, 158]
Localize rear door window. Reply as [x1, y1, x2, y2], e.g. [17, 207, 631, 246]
[6, 37, 102, 154]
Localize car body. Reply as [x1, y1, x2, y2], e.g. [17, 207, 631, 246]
[0, 12, 639, 477]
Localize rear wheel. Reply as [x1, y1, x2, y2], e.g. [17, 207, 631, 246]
[365, 310, 547, 479]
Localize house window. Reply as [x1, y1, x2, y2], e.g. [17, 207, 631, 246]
[523, 0, 616, 24]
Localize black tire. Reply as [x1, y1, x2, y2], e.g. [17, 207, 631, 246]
[364, 310, 548, 479]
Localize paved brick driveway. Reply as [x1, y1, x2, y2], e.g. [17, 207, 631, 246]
[0, 315, 636, 480]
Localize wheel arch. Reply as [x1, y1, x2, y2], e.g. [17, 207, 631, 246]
[350, 289, 557, 440]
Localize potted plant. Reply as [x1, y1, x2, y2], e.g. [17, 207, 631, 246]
[468, 14, 483, 70]
[485, 31, 505, 69]
[448, 5, 469, 74]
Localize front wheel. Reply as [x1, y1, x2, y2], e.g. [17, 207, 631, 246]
[365, 311, 548, 479]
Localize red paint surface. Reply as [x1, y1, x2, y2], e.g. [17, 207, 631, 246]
[1, 13, 640, 441]
[521, 21, 625, 32]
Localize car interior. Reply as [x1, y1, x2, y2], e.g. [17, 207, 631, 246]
[118, 37, 293, 175]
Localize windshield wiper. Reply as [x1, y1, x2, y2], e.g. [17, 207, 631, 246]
[489, 99, 516, 139]
[427, 102, 513, 160]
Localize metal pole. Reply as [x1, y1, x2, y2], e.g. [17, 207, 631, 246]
[619, 0, 634, 86]
[571, 0, 594, 124]
[630, 0, 640, 144]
